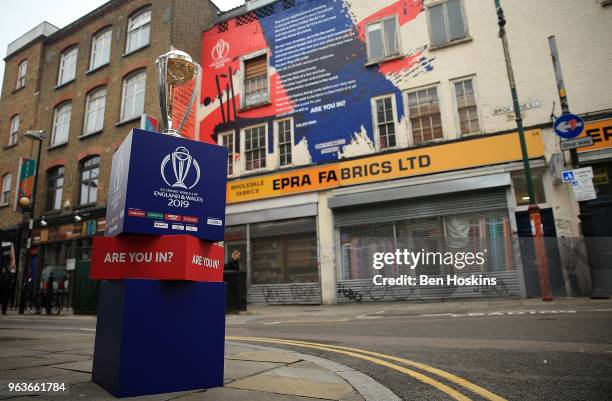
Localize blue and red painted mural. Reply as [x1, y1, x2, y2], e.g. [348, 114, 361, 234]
[199, 0, 434, 170]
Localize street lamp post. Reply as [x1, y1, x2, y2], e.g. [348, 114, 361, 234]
[494, 1, 553, 301]
[17, 130, 46, 314]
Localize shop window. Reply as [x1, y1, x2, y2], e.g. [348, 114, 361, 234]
[242, 54, 268, 108]
[218, 131, 235, 175]
[1, 174, 11, 206]
[83, 87, 106, 135]
[57, 46, 78, 86]
[90, 28, 112, 70]
[428, 0, 468, 48]
[16, 59, 27, 89]
[46, 166, 64, 211]
[126, 8, 151, 54]
[454, 78, 480, 135]
[79, 156, 100, 205]
[77, 238, 93, 261]
[513, 174, 546, 205]
[407, 86, 443, 144]
[121, 70, 146, 121]
[243, 124, 267, 171]
[9, 115, 19, 146]
[275, 118, 293, 167]
[366, 16, 400, 63]
[250, 218, 318, 285]
[51, 102, 72, 146]
[373, 95, 397, 150]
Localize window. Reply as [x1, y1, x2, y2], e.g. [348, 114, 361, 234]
[51, 102, 72, 146]
[366, 16, 400, 62]
[1, 174, 11, 206]
[243, 54, 268, 107]
[9, 115, 19, 146]
[83, 87, 106, 135]
[407, 86, 443, 144]
[90, 29, 112, 70]
[243, 124, 266, 171]
[276, 119, 293, 166]
[79, 156, 100, 205]
[126, 8, 151, 53]
[57, 47, 78, 86]
[121, 70, 146, 121]
[454, 78, 480, 135]
[46, 166, 64, 211]
[428, 0, 468, 47]
[218, 132, 235, 175]
[373, 96, 397, 149]
[513, 174, 546, 206]
[16, 60, 27, 89]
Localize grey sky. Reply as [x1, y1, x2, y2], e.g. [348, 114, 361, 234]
[0, 0, 244, 92]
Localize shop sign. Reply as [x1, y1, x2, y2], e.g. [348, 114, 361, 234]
[577, 118, 612, 153]
[227, 130, 544, 204]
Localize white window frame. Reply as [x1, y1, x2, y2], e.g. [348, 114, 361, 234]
[83, 87, 107, 136]
[120, 70, 146, 122]
[371, 95, 399, 151]
[240, 123, 268, 173]
[404, 84, 445, 145]
[365, 15, 402, 63]
[89, 28, 112, 70]
[57, 46, 78, 86]
[125, 8, 151, 54]
[426, 0, 469, 48]
[239, 48, 270, 109]
[274, 117, 294, 168]
[217, 131, 236, 177]
[16, 60, 27, 89]
[9, 115, 19, 146]
[51, 102, 72, 146]
[451, 76, 481, 136]
[1, 174, 11, 206]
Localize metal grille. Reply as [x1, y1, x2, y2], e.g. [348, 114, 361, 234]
[236, 12, 258, 26]
[217, 21, 228, 33]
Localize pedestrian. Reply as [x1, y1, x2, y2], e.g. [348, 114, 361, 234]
[44, 272, 55, 315]
[0, 266, 14, 315]
[224, 250, 241, 271]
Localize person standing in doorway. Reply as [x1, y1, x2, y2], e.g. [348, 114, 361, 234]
[224, 250, 241, 271]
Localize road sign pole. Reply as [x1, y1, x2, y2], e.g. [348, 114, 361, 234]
[495, 0, 552, 301]
[549, 35, 579, 168]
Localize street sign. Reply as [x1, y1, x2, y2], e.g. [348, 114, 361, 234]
[562, 167, 596, 201]
[560, 136, 594, 151]
[554, 113, 584, 139]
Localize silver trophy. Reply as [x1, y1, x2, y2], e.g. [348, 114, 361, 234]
[155, 50, 202, 137]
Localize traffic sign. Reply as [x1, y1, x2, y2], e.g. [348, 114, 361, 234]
[560, 136, 594, 151]
[561, 171, 574, 183]
[554, 113, 584, 139]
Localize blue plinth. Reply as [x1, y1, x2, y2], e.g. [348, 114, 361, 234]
[92, 279, 226, 397]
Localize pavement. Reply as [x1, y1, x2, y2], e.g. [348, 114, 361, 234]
[0, 319, 395, 401]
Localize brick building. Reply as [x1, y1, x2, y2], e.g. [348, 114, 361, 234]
[0, 0, 218, 304]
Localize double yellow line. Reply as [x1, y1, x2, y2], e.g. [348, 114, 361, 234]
[227, 336, 507, 401]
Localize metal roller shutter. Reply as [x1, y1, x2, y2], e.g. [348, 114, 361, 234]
[334, 190, 508, 227]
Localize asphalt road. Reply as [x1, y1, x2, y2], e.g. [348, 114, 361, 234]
[1, 309, 611, 400]
[227, 310, 612, 401]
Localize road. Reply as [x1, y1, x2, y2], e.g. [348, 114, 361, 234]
[1, 307, 611, 400]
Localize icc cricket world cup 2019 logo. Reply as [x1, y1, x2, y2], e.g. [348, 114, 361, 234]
[161, 146, 201, 190]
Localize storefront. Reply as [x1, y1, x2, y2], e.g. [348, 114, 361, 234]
[330, 173, 523, 302]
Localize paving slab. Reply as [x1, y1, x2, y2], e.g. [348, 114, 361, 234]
[174, 387, 326, 401]
[0, 365, 73, 380]
[224, 359, 282, 380]
[227, 373, 354, 400]
[265, 365, 348, 385]
[341, 391, 366, 401]
[50, 360, 93, 373]
[225, 350, 301, 364]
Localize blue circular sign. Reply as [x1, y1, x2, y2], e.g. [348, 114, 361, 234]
[554, 113, 584, 139]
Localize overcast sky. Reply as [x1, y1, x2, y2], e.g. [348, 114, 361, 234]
[0, 0, 245, 92]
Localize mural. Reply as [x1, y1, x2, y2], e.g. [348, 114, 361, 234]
[200, 0, 434, 169]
